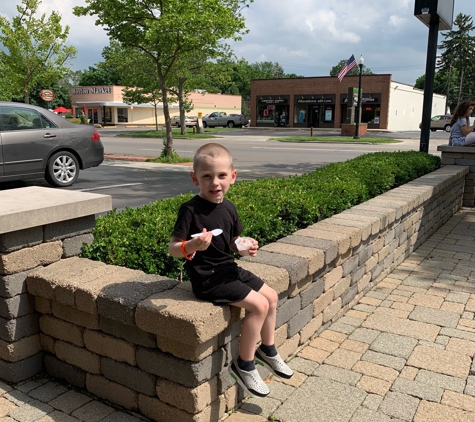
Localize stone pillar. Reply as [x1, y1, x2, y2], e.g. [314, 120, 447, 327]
[438, 145, 475, 207]
[0, 186, 111, 383]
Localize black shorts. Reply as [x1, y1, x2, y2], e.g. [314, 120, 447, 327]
[191, 265, 264, 305]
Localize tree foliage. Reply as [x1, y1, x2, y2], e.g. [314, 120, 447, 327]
[0, 0, 77, 103]
[74, 0, 253, 158]
[76, 61, 122, 86]
[438, 13, 475, 105]
[329, 59, 374, 77]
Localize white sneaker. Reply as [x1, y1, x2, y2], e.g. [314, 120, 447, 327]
[255, 348, 294, 379]
[228, 360, 270, 398]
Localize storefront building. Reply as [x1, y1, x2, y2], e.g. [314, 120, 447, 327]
[251, 75, 445, 131]
[70, 86, 242, 126]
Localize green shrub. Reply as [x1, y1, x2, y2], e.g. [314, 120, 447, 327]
[81, 151, 441, 279]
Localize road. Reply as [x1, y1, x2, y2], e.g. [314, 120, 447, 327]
[0, 129, 450, 211]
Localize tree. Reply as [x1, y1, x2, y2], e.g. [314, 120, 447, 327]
[74, 0, 252, 158]
[438, 13, 475, 105]
[329, 59, 374, 77]
[414, 68, 460, 113]
[77, 61, 122, 86]
[0, 0, 77, 103]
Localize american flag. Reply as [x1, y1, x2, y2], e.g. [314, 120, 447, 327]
[337, 55, 357, 82]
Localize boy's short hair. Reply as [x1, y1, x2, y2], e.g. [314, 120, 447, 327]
[193, 143, 234, 172]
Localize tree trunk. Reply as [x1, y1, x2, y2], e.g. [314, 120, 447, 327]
[159, 78, 173, 157]
[178, 82, 186, 135]
[154, 104, 159, 131]
[458, 68, 464, 105]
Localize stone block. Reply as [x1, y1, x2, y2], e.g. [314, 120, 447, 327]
[0, 226, 43, 253]
[0, 268, 39, 298]
[300, 313, 323, 344]
[333, 275, 351, 300]
[39, 333, 55, 354]
[341, 284, 358, 307]
[323, 297, 342, 323]
[99, 316, 157, 348]
[101, 357, 156, 396]
[276, 295, 301, 328]
[300, 278, 324, 308]
[261, 242, 324, 275]
[294, 227, 351, 255]
[341, 255, 359, 278]
[241, 250, 307, 285]
[0, 241, 62, 275]
[288, 275, 312, 298]
[84, 329, 136, 365]
[288, 303, 313, 337]
[44, 354, 86, 388]
[136, 346, 225, 389]
[237, 261, 289, 295]
[324, 216, 373, 240]
[156, 376, 218, 414]
[44, 215, 95, 241]
[156, 335, 218, 362]
[55, 340, 101, 374]
[0, 334, 41, 363]
[277, 234, 338, 265]
[62, 233, 94, 258]
[39, 314, 84, 347]
[86, 373, 138, 410]
[0, 313, 39, 342]
[324, 266, 343, 291]
[314, 222, 362, 248]
[97, 274, 179, 325]
[51, 301, 99, 329]
[0, 293, 35, 319]
[313, 290, 334, 317]
[0, 351, 43, 383]
[135, 283, 237, 347]
[391, 377, 443, 402]
[35, 297, 52, 314]
[278, 333, 300, 361]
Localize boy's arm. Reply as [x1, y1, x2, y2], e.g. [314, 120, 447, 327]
[169, 231, 214, 258]
[231, 236, 259, 257]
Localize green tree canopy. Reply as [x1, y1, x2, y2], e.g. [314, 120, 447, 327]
[74, 0, 252, 158]
[0, 0, 77, 103]
[329, 59, 374, 77]
[76, 61, 122, 86]
[438, 13, 475, 105]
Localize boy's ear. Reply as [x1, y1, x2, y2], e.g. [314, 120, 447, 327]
[230, 169, 237, 184]
[190, 171, 199, 186]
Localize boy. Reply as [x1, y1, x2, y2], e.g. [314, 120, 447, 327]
[169, 143, 293, 397]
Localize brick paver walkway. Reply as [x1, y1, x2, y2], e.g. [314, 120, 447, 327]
[3, 208, 475, 422]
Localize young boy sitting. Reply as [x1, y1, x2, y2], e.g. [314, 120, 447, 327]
[169, 143, 293, 397]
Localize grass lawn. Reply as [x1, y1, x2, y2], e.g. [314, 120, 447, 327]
[269, 136, 402, 144]
[115, 127, 246, 139]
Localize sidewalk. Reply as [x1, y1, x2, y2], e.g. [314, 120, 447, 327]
[2, 208, 475, 422]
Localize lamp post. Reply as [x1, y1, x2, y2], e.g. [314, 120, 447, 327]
[354, 55, 364, 139]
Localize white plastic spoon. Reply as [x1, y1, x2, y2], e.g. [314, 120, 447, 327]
[191, 228, 223, 238]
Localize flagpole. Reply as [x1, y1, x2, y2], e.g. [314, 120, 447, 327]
[354, 56, 365, 139]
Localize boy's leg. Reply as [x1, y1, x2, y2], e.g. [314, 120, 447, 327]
[256, 284, 278, 346]
[232, 290, 270, 361]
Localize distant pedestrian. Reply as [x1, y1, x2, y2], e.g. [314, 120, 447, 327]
[449, 101, 475, 146]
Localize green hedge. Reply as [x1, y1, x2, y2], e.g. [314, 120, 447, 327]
[81, 151, 441, 280]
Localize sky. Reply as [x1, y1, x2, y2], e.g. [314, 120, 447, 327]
[0, 0, 472, 87]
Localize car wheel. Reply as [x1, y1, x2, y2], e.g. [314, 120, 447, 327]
[45, 151, 79, 187]
[227, 121, 235, 128]
[175, 122, 180, 128]
[430, 129, 437, 132]
[444, 125, 451, 132]
[203, 121, 208, 128]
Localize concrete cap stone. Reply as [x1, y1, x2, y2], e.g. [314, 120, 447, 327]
[332, 212, 380, 235]
[0, 187, 111, 234]
[294, 227, 350, 256]
[277, 234, 338, 265]
[322, 216, 373, 240]
[260, 242, 324, 276]
[240, 250, 307, 285]
[311, 222, 363, 247]
[0, 242, 63, 275]
[237, 261, 289, 294]
[135, 283, 236, 346]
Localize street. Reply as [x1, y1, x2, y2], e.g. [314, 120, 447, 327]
[0, 129, 450, 211]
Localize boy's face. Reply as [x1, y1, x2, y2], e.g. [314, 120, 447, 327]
[190, 155, 237, 203]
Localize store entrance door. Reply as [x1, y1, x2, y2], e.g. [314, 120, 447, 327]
[310, 106, 319, 128]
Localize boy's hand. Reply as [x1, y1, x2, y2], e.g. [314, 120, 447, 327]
[242, 239, 259, 257]
[192, 229, 213, 251]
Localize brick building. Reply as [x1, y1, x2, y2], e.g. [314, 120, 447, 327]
[251, 75, 446, 131]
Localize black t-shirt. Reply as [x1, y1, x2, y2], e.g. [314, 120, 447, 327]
[172, 195, 243, 282]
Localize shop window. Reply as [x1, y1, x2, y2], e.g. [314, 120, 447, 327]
[257, 105, 275, 124]
[117, 108, 128, 123]
[105, 107, 112, 123]
[294, 105, 307, 124]
[324, 106, 334, 122]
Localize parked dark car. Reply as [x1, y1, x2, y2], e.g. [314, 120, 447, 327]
[0, 102, 104, 187]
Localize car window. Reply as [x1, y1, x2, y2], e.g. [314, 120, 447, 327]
[0, 106, 57, 131]
[431, 116, 441, 121]
[209, 112, 218, 118]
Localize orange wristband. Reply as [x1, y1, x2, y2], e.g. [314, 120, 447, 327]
[181, 241, 193, 260]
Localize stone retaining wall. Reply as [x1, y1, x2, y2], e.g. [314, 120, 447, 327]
[0, 166, 468, 422]
[438, 144, 475, 207]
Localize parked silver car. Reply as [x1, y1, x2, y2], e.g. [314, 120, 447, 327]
[0, 102, 104, 187]
[419, 115, 452, 132]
